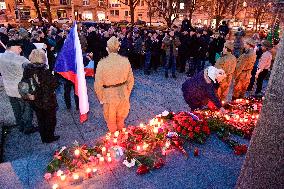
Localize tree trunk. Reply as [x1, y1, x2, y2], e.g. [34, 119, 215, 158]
[32, 0, 42, 22]
[130, 1, 135, 25]
[215, 15, 222, 30]
[166, 17, 172, 28]
[149, 6, 152, 26]
[44, 0, 52, 23]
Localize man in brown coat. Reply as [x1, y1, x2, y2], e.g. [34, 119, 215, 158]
[94, 36, 134, 133]
[215, 41, 237, 101]
[233, 39, 257, 99]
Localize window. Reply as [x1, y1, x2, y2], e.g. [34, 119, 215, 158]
[60, 0, 70, 5]
[125, 10, 130, 17]
[83, 0, 89, 5]
[98, 0, 104, 6]
[110, 10, 119, 16]
[125, 0, 128, 5]
[139, 0, 144, 6]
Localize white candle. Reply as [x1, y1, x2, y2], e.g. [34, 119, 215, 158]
[107, 157, 112, 162]
[60, 174, 66, 181]
[52, 184, 59, 189]
[114, 131, 120, 137]
[73, 173, 79, 180]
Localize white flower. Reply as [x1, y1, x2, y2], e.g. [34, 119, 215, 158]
[123, 159, 136, 168]
[162, 111, 169, 117]
[56, 170, 64, 177]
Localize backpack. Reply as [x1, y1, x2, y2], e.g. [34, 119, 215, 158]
[18, 74, 39, 101]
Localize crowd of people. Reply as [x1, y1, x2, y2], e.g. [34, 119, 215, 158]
[0, 20, 279, 143]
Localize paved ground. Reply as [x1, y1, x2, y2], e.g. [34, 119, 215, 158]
[0, 69, 249, 189]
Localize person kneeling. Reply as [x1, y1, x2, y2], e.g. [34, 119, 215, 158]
[95, 36, 134, 133]
[182, 66, 227, 113]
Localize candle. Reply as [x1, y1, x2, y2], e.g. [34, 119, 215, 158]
[52, 184, 59, 189]
[143, 143, 148, 150]
[113, 138, 118, 144]
[140, 123, 144, 128]
[165, 141, 171, 148]
[107, 157, 112, 162]
[136, 146, 141, 151]
[122, 128, 126, 132]
[92, 168, 98, 173]
[222, 101, 225, 104]
[60, 174, 66, 181]
[73, 173, 79, 180]
[114, 131, 120, 137]
[86, 168, 92, 178]
[194, 148, 199, 156]
[74, 149, 80, 157]
[107, 152, 111, 157]
[99, 157, 104, 163]
[101, 147, 106, 155]
[153, 127, 158, 134]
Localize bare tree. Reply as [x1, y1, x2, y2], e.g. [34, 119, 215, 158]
[145, 0, 157, 26]
[118, 0, 140, 24]
[43, 0, 52, 23]
[155, 0, 181, 28]
[31, 0, 42, 22]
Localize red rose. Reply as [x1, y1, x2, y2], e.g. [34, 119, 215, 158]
[194, 126, 201, 133]
[182, 129, 187, 136]
[136, 165, 150, 175]
[189, 132, 194, 139]
[153, 158, 165, 169]
[188, 126, 193, 132]
[194, 148, 199, 156]
[177, 126, 182, 132]
[202, 126, 210, 135]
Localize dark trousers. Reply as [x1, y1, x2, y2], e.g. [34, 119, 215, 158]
[33, 106, 56, 142]
[151, 54, 160, 71]
[132, 52, 143, 69]
[247, 60, 259, 91]
[179, 54, 188, 72]
[144, 51, 151, 73]
[64, 80, 79, 109]
[255, 69, 269, 94]
[165, 54, 177, 75]
[9, 97, 33, 132]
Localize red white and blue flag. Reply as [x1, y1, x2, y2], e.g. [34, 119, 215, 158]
[54, 22, 89, 123]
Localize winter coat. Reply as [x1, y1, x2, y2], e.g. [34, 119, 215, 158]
[233, 30, 245, 58]
[0, 32, 9, 53]
[133, 36, 143, 54]
[151, 39, 161, 56]
[118, 37, 133, 57]
[178, 34, 190, 56]
[144, 37, 152, 52]
[198, 34, 210, 59]
[21, 39, 37, 59]
[182, 69, 222, 110]
[208, 37, 226, 64]
[23, 63, 58, 110]
[94, 53, 134, 104]
[162, 35, 181, 56]
[233, 48, 256, 98]
[0, 51, 30, 98]
[188, 35, 200, 58]
[215, 52, 237, 101]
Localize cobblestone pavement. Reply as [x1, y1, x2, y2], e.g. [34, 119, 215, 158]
[0, 69, 249, 189]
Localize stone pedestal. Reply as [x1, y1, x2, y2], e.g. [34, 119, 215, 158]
[236, 35, 284, 188]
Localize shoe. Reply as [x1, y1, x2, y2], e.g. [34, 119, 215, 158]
[24, 127, 38, 135]
[43, 136, 60, 143]
[165, 73, 169, 78]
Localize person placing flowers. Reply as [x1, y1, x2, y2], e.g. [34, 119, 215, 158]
[182, 66, 227, 113]
[94, 36, 134, 133]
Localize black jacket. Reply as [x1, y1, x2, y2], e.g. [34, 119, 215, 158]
[23, 63, 58, 110]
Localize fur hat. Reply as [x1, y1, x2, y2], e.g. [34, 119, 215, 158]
[261, 40, 273, 49]
[224, 41, 234, 51]
[245, 38, 256, 47]
[107, 36, 120, 52]
[207, 66, 226, 83]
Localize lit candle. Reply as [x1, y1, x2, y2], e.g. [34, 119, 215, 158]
[252, 115, 255, 119]
[165, 141, 171, 148]
[143, 143, 148, 150]
[86, 168, 92, 177]
[92, 168, 98, 173]
[222, 101, 225, 104]
[140, 123, 144, 128]
[113, 138, 118, 144]
[60, 174, 66, 181]
[99, 157, 104, 163]
[74, 149, 80, 157]
[153, 127, 158, 134]
[256, 115, 259, 119]
[101, 147, 106, 155]
[236, 115, 240, 119]
[136, 146, 141, 151]
[114, 131, 120, 137]
[107, 157, 112, 162]
[52, 184, 59, 189]
[122, 128, 126, 132]
[246, 100, 249, 103]
[107, 152, 111, 157]
[73, 173, 79, 180]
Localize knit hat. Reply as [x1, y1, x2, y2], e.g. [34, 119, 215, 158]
[245, 38, 256, 47]
[261, 40, 273, 49]
[207, 66, 226, 83]
[224, 41, 234, 51]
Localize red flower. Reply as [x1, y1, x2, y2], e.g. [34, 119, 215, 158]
[202, 126, 210, 135]
[136, 165, 150, 175]
[181, 129, 187, 136]
[153, 159, 165, 169]
[194, 126, 201, 133]
[188, 126, 193, 132]
[194, 148, 199, 156]
[234, 145, 248, 155]
[189, 132, 194, 139]
[177, 126, 182, 132]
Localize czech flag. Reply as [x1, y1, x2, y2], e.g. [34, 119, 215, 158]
[84, 60, 95, 77]
[54, 22, 89, 123]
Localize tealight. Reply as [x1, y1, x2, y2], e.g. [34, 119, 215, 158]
[143, 143, 149, 150]
[74, 149, 80, 156]
[60, 174, 66, 181]
[137, 146, 141, 151]
[52, 184, 59, 189]
[153, 127, 159, 134]
[107, 152, 111, 157]
[122, 128, 127, 132]
[73, 173, 79, 180]
[92, 168, 98, 173]
[101, 147, 106, 155]
[114, 131, 120, 137]
[99, 157, 104, 162]
[113, 138, 118, 144]
[107, 157, 112, 162]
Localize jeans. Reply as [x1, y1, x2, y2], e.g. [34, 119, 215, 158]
[247, 59, 259, 91]
[165, 54, 177, 75]
[9, 97, 33, 131]
[256, 69, 269, 94]
[144, 51, 151, 73]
